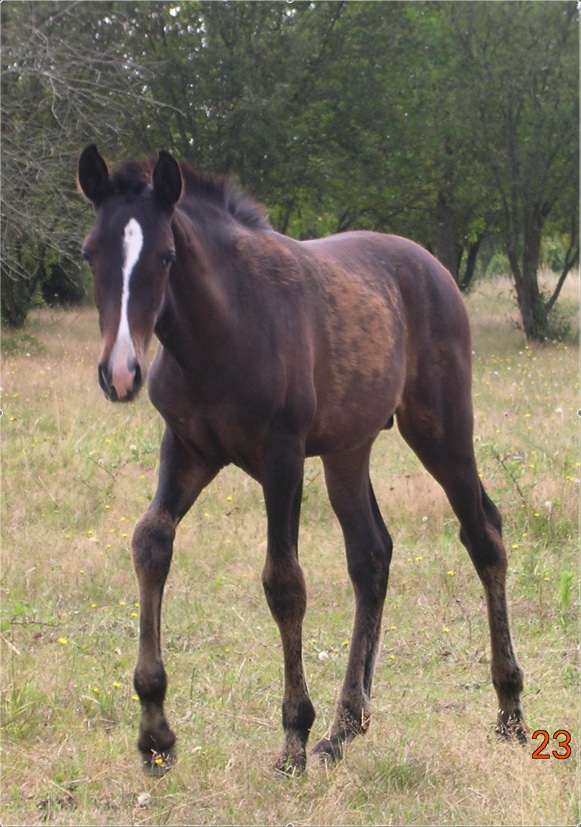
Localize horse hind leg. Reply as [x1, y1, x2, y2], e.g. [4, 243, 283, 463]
[396, 391, 526, 744]
[467, 485, 526, 741]
[311, 441, 392, 764]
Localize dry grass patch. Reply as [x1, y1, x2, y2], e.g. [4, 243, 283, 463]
[1, 275, 578, 825]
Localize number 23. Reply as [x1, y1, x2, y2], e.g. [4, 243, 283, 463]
[531, 729, 572, 759]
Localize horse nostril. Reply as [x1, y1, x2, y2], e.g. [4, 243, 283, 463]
[127, 353, 137, 374]
[98, 363, 108, 390]
[98, 363, 116, 401]
[133, 362, 142, 389]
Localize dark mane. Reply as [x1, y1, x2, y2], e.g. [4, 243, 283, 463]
[180, 163, 271, 230]
[110, 159, 152, 197]
[111, 157, 271, 230]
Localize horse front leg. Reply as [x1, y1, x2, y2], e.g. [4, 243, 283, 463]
[261, 436, 316, 775]
[132, 428, 219, 774]
[132, 509, 177, 774]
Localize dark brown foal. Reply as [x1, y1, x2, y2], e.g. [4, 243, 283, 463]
[77, 145, 526, 776]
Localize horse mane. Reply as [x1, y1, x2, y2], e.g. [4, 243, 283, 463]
[110, 157, 271, 231]
[180, 164, 271, 230]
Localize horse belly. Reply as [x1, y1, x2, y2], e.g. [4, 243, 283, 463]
[307, 379, 401, 456]
[306, 280, 406, 454]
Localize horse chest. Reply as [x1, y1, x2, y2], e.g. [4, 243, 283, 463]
[149, 375, 269, 476]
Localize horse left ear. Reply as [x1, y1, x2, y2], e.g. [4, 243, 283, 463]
[153, 151, 183, 210]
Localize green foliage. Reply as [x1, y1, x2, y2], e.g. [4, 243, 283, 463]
[542, 235, 573, 274]
[41, 257, 88, 307]
[559, 571, 575, 621]
[446, 1, 578, 338]
[1, 1, 578, 334]
[0, 1, 164, 326]
[485, 252, 511, 280]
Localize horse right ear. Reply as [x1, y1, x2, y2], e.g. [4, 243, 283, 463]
[77, 145, 110, 206]
[152, 151, 183, 210]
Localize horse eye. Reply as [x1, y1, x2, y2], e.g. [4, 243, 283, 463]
[161, 251, 176, 268]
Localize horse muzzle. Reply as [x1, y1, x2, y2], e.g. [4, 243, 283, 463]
[98, 345, 144, 402]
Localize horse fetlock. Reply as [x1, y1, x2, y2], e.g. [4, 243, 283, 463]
[335, 698, 371, 736]
[134, 669, 176, 764]
[282, 696, 316, 735]
[492, 661, 524, 697]
[492, 665, 525, 736]
[310, 700, 370, 766]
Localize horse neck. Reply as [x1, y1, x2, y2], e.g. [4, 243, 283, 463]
[154, 208, 233, 366]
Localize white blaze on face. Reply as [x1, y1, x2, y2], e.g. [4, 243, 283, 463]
[110, 218, 144, 398]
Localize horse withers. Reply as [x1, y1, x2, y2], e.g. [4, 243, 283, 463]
[77, 144, 526, 775]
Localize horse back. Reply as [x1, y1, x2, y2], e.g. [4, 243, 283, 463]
[303, 231, 471, 376]
[303, 231, 468, 339]
[297, 231, 472, 452]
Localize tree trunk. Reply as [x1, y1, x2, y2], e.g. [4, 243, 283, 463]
[434, 189, 461, 280]
[458, 237, 482, 292]
[545, 215, 579, 316]
[1, 239, 46, 328]
[507, 209, 547, 341]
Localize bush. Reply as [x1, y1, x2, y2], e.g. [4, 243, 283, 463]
[542, 236, 569, 273]
[41, 261, 87, 307]
[484, 250, 511, 278]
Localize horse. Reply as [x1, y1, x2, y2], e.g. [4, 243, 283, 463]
[77, 144, 526, 775]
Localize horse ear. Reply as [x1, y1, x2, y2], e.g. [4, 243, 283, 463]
[152, 151, 183, 210]
[77, 144, 110, 206]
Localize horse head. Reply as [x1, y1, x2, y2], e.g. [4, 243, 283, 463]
[78, 144, 182, 402]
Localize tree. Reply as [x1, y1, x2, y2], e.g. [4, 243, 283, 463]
[0, 1, 164, 325]
[449, 1, 579, 340]
[2, 1, 577, 337]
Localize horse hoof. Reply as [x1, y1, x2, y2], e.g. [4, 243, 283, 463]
[273, 751, 306, 778]
[310, 736, 345, 766]
[140, 746, 177, 776]
[495, 719, 528, 746]
[495, 707, 528, 746]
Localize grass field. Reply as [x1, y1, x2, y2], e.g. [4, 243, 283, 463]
[1, 274, 579, 826]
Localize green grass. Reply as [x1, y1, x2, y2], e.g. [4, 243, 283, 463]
[1, 276, 579, 825]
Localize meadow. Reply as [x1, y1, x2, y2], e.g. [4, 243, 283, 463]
[1, 274, 579, 826]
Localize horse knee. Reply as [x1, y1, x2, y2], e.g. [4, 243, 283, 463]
[132, 510, 175, 581]
[262, 556, 307, 625]
[134, 661, 167, 703]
